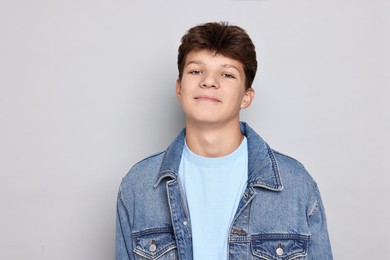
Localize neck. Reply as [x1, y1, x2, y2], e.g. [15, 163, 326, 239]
[185, 120, 243, 158]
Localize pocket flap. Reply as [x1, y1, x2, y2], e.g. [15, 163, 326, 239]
[251, 233, 309, 260]
[133, 230, 177, 259]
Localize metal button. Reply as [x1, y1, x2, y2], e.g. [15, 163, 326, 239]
[149, 240, 156, 252]
[243, 192, 249, 199]
[276, 243, 283, 256]
[183, 220, 188, 226]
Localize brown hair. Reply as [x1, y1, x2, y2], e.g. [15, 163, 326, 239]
[177, 22, 257, 89]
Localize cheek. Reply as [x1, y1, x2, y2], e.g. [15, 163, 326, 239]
[179, 82, 195, 97]
[178, 87, 189, 99]
[177, 88, 193, 106]
[231, 90, 246, 103]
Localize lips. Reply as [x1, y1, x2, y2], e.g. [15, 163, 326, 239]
[194, 95, 221, 102]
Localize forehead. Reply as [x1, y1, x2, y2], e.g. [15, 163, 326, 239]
[185, 49, 244, 70]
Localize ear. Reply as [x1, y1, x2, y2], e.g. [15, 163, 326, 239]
[176, 79, 182, 100]
[241, 88, 255, 109]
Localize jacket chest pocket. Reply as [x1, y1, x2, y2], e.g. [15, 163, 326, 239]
[251, 233, 309, 260]
[133, 230, 178, 260]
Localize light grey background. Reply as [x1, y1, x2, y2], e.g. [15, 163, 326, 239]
[1, 0, 389, 259]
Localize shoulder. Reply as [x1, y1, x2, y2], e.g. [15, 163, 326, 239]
[129, 150, 166, 174]
[120, 150, 167, 191]
[272, 149, 317, 188]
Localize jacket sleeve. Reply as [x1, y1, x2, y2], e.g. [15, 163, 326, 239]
[307, 184, 333, 259]
[116, 185, 134, 260]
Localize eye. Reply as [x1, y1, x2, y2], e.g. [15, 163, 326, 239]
[222, 73, 236, 79]
[189, 70, 202, 75]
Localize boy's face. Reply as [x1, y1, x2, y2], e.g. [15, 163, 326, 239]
[176, 49, 254, 127]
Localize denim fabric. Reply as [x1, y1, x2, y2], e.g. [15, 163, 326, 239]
[116, 122, 333, 260]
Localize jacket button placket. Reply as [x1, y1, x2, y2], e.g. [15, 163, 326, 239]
[166, 179, 193, 260]
[228, 188, 254, 260]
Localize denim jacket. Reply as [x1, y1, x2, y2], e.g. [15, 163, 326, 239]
[116, 122, 333, 260]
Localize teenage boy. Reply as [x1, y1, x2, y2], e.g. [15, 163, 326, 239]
[116, 22, 333, 260]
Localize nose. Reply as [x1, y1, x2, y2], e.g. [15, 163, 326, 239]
[200, 73, 219, 89]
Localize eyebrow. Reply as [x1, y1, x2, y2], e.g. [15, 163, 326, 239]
[221, 63, 240, 72]
[185, 60, 241, 72]
[185, 60, 204, 67]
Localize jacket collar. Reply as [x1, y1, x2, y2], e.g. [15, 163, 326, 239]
[154, 122, 283, 191]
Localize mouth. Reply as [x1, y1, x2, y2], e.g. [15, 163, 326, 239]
[194, 95, 221, 102]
